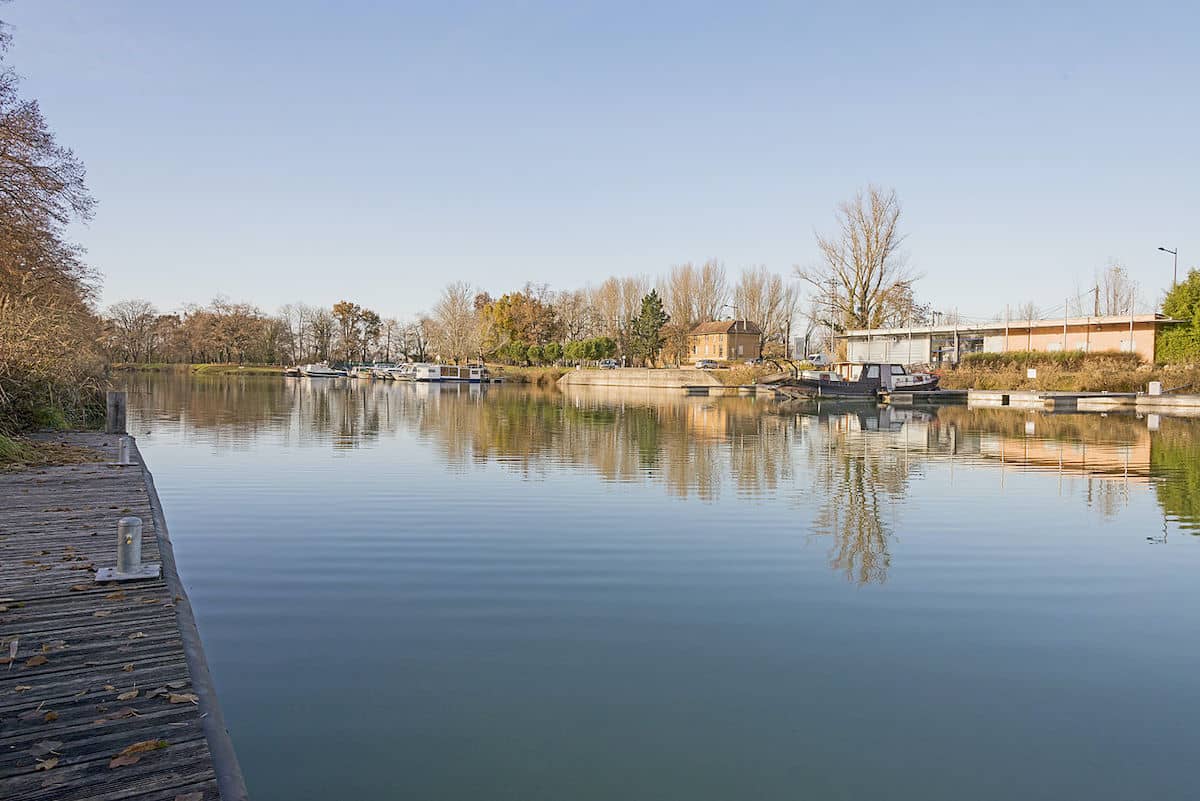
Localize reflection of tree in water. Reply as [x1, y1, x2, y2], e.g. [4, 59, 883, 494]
[1150, 416, 1200, 532]
[803, 411, 913, 586]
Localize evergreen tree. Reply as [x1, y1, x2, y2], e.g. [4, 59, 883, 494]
[1158, 269, 1200, 362]
[629, 290, 670, 366]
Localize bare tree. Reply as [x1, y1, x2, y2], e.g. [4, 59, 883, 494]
[1013, 301, 1041, 322]
[661, 260, 729, 329]
[104, 299, 159, 362]
[796, 186, 915, 329]
[1099, 261, 1138, 316]
[429, 281, 480, 363]
[733, 266, 799, 349]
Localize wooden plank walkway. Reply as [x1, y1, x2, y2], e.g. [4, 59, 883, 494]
[0, 432, 247, 801]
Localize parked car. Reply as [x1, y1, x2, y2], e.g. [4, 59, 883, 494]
[807, 353, 831, 367]
[694, 359, 719, 369]
[598, 359, 619, 369]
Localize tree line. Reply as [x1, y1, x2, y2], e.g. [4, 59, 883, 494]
[0, 13, 105, 433]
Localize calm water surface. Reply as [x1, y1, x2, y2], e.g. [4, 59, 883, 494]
[121, 374, 1200, 801]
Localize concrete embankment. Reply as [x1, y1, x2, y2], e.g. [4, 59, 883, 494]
[966, 389, 1200, 416]
[557, 368, 723, 390]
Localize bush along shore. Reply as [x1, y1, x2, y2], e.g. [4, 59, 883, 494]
[111, 362, 286, 376]
[938, 351, 1200, 393]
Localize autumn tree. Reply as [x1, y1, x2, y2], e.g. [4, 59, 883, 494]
[0, 15, 104, 431]
[796, 186, 916, 330]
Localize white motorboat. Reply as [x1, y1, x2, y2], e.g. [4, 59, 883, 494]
[300, 363, 346, 378]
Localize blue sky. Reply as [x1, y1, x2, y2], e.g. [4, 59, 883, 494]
[6, 1, 1197, 321]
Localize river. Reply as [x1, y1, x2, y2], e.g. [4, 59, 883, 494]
[120, 373, 1200, 801]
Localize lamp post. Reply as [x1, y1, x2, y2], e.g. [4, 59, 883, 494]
[1159, 246, 1178, 287]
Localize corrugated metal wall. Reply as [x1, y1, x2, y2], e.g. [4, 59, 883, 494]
[846, 334, 931, 365]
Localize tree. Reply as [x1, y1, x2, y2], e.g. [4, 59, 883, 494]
[543, 341, 562, 363]
[0, 18, 104, 431]
[1157, 269, 1200, 363]
[733, 266, 799, 349]
[796, 186, 915, 330]
[629, 290, 669, 366]
[479, 284, 561, 355]
[1099, 262, 1138, 316]
[661, 261, 728, 330]
[105, 299, 159, 363]
[430, 281, 480, 363]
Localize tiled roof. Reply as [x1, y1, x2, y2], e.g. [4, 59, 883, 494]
[689, 320, 762, 335]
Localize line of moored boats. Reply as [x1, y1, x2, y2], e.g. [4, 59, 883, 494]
[284, 362, 492, 383]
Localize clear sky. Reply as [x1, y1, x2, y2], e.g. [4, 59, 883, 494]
[6, 1, 1198, 322]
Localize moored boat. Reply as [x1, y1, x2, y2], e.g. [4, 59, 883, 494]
[413, 363, 489, 383]
[300, 363, 347, 378]
[773, 362, 938, 399]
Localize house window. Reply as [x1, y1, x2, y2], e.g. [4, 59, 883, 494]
[866, 365, 880, 379]
[737, 344, 743, 356]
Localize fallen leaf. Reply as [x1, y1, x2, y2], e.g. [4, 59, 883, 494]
[116, 690, 138, 701]
[109, 739, 168, 767]
[147, 687, 168, 698]
[69, 584, 90, 592]
[93, 610, 112, 618]
[15, 684, 32, 692]
[111, 707, 140, 718]
[0, 606, 8, 613]
[44, 711, 58, 722]
[141, 598, 158, 605]
[127, 632, 146, 640]
[24, 655, 48, 667]
[121, 663, 134, 672]
[104, 591, 126, 601]
[30, 740, 62, 757]
[168, 693, 199, 705]
[34, 757, 58, 771]
[103, 684, 116, 691]
[165, 680, 188, 689]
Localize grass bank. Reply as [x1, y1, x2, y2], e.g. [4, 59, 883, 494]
[112, 363, 285, 376]
[938, 351, 1200, 393]
[0, 432, 106, 469]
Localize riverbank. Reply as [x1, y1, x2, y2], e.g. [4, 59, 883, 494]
[0, 432, 246, 800]
[112, 363, 285, 376]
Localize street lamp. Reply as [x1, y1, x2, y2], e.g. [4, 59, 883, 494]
[1159, 246, 1178, 287]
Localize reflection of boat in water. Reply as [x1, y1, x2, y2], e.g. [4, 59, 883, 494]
[774, 362, 938, 399]
[300, 363, 347, 378]
[413, 364, 489, 383]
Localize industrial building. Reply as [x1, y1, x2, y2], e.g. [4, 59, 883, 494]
[840, 313, 1179, 366]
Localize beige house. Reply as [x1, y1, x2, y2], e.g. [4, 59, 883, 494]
[689, 320, 762, 362]
[839, 313, 1180, 366]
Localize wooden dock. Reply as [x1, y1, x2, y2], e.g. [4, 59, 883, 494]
[0, 432, 246, 801]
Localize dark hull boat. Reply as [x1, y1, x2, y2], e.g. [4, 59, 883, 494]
[772, 362, 939, 399]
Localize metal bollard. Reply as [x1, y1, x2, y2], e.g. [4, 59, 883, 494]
[117, 436, 132, 465]
[116, 517, 143, 574]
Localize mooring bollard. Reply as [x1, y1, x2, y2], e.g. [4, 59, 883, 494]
[95, 515, 160, 582]
[116, 516, 142, 573]
[117, 436, 132, 465]
[105, 390, 127, 434]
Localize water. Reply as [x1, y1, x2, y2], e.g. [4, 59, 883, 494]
[120, 374, 1200, 801]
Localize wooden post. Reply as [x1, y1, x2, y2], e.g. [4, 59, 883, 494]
[105, 391, 127, 434]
